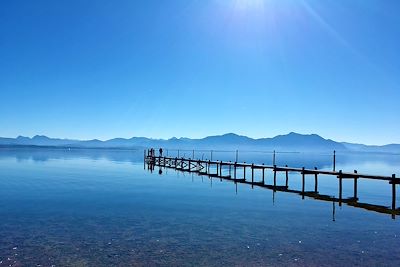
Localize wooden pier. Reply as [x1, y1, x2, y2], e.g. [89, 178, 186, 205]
[145, 155, 400, 219]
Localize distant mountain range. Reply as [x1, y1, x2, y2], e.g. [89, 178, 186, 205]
[1, 132, 399, 153]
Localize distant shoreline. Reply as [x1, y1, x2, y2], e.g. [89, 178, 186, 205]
[1, 144, 399, 155]
[0, 144, 143, 151]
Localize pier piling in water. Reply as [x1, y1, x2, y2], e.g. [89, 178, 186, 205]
[251, 164, 254, 184]
[333, 150, 336, 172]
[285, 165, 289, 187]
[262, 164, 265, 184]
[339, 170, 343, 206]
[314, 167, 318, 193]
[392, 174, 396, 210]
[302, 167, 305, 199]
[354, 170, 358, 200]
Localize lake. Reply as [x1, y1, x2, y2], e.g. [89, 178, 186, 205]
[0, 148, 399, 266]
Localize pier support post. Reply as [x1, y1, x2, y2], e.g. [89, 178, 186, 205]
[302, 167, 305, 199]
[285, 165, 289, 187]
[273, 165, 277, 190]
[314, 167, 318, 193]
[273, 150, 276, 166]
[354, 170, 358, 200]
[243, 165, 246, 180]
[262, 163, 265, 184]
[339, 170, 343, 207]
[251, 164, 254, 184]
[219, 161, 222, 176]
[333, 150, 336, 172]
[332, 201, 336, 222]
[392, 174, 396, 211]
[234, 162, 237, 179]
[143, 149, 146, 169]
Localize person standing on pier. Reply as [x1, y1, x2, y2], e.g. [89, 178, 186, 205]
[159, 148, 163, 157]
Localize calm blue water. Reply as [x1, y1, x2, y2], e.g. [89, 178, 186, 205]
[0, 148, 399, 266]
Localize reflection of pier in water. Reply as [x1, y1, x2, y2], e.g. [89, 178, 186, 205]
[146, 155, 400, 219]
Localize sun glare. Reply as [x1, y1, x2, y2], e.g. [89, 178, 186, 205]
[234, 0, 266, 10]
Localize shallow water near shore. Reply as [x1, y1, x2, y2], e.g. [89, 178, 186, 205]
[0, 148, 399, 266]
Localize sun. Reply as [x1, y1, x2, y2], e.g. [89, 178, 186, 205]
[234, 0, 266, 10]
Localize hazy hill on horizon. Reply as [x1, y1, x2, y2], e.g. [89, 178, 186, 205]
[1, 132, 399, 153]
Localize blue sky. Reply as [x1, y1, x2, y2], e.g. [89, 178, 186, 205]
[0, 0, 399, 145]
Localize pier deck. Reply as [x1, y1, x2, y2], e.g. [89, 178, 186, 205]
[145, 155, 400, 219]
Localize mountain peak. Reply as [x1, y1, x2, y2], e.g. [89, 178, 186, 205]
[285, 132, 323, 139]
[286, 132, 318, 137]
[33, 135, 50, 140]
[222, 133, 239, 136]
